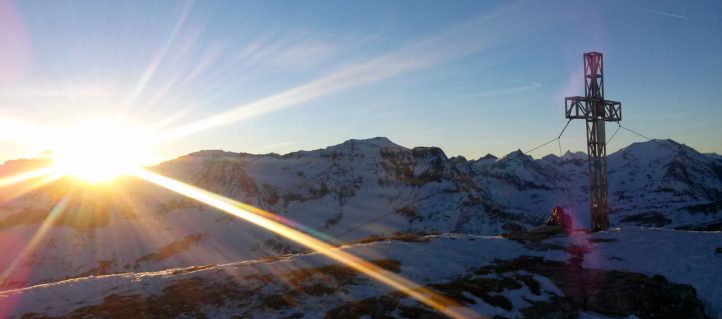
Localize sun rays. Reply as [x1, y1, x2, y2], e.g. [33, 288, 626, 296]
[134, 169, 478, 319]
[0, 131, 482, 317]
[0, 166, 53, 188]
[0, 3, 565, 317]
[152, 1, 557, 145]
[0, 194, 70, 288]
[0, 165, 62, 204]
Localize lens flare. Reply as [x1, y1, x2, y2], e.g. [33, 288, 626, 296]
[135, 169, 479, 319]
[0, 167, 61, 204]
[0, 166, 53, 188]
[0, 195, 69, 287]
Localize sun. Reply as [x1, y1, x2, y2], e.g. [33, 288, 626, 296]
[50, 116, 153, 183]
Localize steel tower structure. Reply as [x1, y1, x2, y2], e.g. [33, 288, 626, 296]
[564, 52, 622, 231]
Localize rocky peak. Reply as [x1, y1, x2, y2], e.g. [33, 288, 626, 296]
[479, 153, 498, 161]
[333, 137, 403, 150]
[495, 150, 534, 167]
[561, 151, 587, 161]
[411, 146, 447, 160]
[449, 155, 468, 164]
[541, 154, 560, 162]
[185, 150, 239, 157]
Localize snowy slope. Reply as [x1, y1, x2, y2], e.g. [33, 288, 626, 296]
[0, 137, 720, 292]
[456, 139, 722, 229]
[0, 228, 718, 318]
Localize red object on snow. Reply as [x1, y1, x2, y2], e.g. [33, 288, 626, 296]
[547, 206, 573, 232]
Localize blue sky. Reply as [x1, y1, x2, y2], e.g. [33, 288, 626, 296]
[0, 0, 720, 163]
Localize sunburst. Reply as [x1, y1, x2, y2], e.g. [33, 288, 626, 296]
[48, 116, 154, 183]
[0, 3, 544, 316]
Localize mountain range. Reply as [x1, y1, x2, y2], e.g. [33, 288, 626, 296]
[0, 137, 721, 318]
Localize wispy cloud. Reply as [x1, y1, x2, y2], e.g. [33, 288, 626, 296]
[157, 1, 567, 143]
[273, 40, 337, 68]
[635, 8, 689, 20]
[227, 31, 341, 71]
[132, 30, 346, 120]
[459, 81, 543, 99]
[126, 1, 195, 106]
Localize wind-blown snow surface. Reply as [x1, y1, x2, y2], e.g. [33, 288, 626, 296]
[545, 227, 722, 316]
[0, 137, 721, 291]
[0, 228, 719, 318]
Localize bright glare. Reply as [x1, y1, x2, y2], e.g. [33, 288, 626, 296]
[50, 117, 153, 183]
[135, 169, 478, 319]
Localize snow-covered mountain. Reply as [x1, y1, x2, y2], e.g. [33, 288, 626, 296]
[456, 139, 722, 230]
[0, 137, 720, 293]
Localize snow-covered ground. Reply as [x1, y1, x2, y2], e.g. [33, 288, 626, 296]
[546, 227, 722, 316]
[0, 227, 719, 318]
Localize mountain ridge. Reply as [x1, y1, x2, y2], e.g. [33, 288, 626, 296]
[153, 137, 718, 169]
[0, 137, 720, 293]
